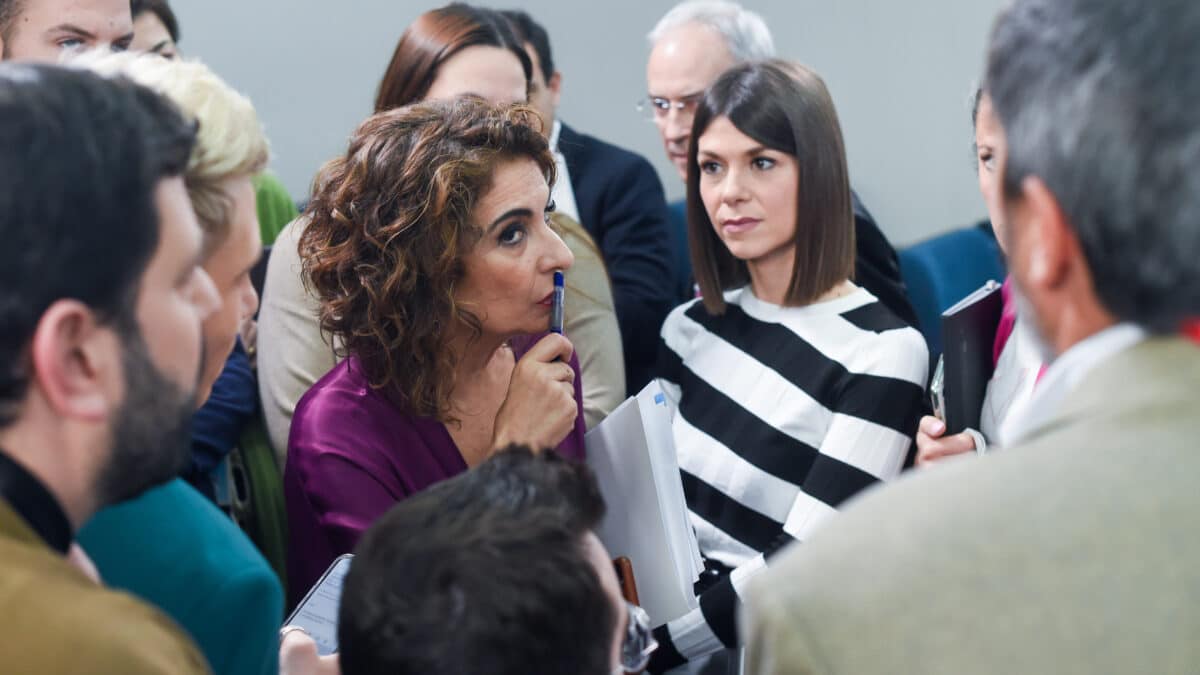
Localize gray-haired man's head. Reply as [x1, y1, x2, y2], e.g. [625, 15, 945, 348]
[645, 0, 773, 181]
[986, 0, 1200, 348]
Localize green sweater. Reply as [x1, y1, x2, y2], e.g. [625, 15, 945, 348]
[253, 173, 299, 246]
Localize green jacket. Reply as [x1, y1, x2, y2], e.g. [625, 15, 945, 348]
[79, 479, 282, 675]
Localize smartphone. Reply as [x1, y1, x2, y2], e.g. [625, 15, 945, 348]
[929, 355, 946, 422]
[283, 554, 353, 656]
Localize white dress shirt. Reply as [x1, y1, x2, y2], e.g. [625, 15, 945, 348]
[548, 119, 581, 227]
[1002, 322, 1146, 445]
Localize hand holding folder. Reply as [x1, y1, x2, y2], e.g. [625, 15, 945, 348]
[935, 280, 1004, 434]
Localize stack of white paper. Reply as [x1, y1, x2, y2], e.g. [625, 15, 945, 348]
[586, 381, 702, 625]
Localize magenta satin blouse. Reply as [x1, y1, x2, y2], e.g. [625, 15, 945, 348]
[283, 336, 587, 605]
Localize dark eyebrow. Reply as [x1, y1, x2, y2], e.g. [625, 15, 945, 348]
[46, 23, 96, 39]
[648, 89, 706, 100]
[698, 144, 773, 162]
[149, 40, 171, 53]
[487, 208, 533, 233]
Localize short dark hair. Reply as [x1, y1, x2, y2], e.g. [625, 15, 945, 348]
[338, 448, 616, 675]
[374, 3, 532, 113]
[501, 9, 554, 82]
[0, 64, 195, 426]
[987, 0, 1200, 332]
[688, 60, 855, 314]
[131, 0, 180, 43]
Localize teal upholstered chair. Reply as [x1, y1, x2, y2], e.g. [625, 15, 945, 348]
[898, 222, 1006, 357]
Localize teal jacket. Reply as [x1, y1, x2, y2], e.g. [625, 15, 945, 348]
[79, 479, 282, 675]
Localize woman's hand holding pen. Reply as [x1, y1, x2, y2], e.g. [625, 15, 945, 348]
[491, 332, 578, 453]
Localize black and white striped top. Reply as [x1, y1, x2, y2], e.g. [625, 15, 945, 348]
[650, 286, 928, 669]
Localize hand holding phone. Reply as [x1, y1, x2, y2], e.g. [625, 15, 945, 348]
[283, 554, 353, 656]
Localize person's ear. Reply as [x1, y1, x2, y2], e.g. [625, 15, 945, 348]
[548, 71, 563, 109]
[28, 301, 119, 423]
[1017, 175, 1075, 294]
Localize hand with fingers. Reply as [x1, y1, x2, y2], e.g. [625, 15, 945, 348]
[279, 627, 340, 675]
[491, 332, 579, 453]
[915, 415, 979, 468]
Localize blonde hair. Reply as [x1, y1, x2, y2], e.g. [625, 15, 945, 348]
[74, 51, 269, 255]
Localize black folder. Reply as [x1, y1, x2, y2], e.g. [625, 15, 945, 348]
[940, 280, 1003, 434]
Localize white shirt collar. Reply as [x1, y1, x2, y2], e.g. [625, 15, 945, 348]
[1002, 322, 1146, 445]
[549, 118, 562, 153]
[547, 119, 581, 226]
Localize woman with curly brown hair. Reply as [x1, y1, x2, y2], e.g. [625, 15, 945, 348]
[257, 3, 625, 459]
[283, 97, 584, 604]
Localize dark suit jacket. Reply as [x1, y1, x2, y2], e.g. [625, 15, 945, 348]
[557, 123, 676, 394]
[850, 192, 919, 328]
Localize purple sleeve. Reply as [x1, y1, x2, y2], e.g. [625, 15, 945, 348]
[284, 381, 413, 605]
[561, 347, 588, 461]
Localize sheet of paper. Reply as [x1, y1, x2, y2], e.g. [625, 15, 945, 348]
[638, 387, 704, 586]
[587, 381, 701, 625]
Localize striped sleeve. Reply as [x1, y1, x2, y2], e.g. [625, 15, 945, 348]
[649, 555, 768, 672]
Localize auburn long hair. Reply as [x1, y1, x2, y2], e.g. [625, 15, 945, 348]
[374, 3, 532, 112]
[300, 98, 554, 421]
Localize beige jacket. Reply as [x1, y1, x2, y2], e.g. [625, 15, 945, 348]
[742, 337, 1200, 674]
[257, 214, 624, 462]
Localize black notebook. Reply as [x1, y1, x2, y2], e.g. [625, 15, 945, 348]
[940, 280, 1003, 434]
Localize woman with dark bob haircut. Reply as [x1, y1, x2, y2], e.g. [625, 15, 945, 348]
[283, 98, 583, 604]
[648, 61, 929, 670]
[257, 3, 623, 457]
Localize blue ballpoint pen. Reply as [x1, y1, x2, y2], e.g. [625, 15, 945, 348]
[549, 270, 565, 334]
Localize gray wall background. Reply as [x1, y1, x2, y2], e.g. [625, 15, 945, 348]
[172, 0, 1004, 246]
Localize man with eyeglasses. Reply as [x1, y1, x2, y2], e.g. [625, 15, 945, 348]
[644, 0, 918, 328]
[337, 447, 658, 675]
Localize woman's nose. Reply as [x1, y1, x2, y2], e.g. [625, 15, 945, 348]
[720, 168, 750, 205]
[541, 221, 575, 272]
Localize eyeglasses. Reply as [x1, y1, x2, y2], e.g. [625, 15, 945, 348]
[616, 602, 659, 673]
[635, 92, 704, 121]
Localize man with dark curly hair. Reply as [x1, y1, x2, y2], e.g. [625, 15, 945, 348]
[339, 449, 658, 675]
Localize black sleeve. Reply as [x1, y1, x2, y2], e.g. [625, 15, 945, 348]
[851, 192, 920, 329]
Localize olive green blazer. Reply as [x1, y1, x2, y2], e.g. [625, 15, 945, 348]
[0, 499, 209, 674]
